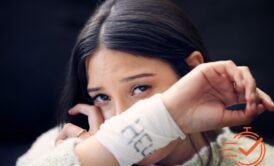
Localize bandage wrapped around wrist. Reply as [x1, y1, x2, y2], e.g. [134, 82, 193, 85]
[95, 93, 185, 166]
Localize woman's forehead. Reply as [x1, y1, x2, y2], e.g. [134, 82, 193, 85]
[87, 49, 165, 74]
[85, 49, 174, 85]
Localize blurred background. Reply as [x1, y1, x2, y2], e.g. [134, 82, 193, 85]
[0, 0, 273, 165]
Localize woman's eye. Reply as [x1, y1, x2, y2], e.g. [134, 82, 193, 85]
[131, 85, 151, 96]
[92, 94, 110, 104]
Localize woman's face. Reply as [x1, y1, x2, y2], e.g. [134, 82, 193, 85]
[86, 48, 182, 164]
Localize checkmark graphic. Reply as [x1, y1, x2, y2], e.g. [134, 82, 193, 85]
[238, 137, 263, 156]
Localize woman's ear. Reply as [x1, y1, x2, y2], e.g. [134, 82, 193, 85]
[185, 51, 204, 69]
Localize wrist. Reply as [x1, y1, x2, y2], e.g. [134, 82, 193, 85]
[161, 91, 190, 134]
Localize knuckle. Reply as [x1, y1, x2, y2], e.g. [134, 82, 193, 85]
[76, 103, 91, 111]
[73, 104, 83, 109]
[74, 103, 87, 109]
[242, 66, 249, 71]
[71, 104, 79, 109]
[63, 123, 73, 130]
[226, 60, 235, 66]
[196, 63, 207, 71]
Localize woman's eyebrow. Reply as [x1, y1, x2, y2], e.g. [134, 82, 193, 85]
[87, 87, 102, 93]
[88, 73, 156, 93]
[120, 72, 156, 82]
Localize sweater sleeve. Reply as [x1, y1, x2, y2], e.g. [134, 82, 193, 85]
[16, 127, 82, 166]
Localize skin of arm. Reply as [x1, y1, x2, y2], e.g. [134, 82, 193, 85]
[75, 136, 119, 166]
[73, 61, 274, 166]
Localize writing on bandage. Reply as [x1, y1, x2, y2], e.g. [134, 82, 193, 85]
[121, 119, 155, 157]
[95, 93, 185, 166]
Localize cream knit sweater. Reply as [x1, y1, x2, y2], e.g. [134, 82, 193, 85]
[16, 127, 274, 166]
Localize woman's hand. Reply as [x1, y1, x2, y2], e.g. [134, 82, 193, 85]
[55, 105, 119, 166]
[162, 60, 274, 134]
[55, 104, 104, 144]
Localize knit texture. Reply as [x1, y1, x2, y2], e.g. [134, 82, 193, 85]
[16, 127, 274, 166]
[16, 127, 82, 166]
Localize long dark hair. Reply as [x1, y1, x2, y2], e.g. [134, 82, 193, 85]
[57, 0, 216, 165]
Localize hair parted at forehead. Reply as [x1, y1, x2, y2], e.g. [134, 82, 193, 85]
[76, 0, 208, 60]
[58, 2, 215, 165]
[58, 0, 210, 128]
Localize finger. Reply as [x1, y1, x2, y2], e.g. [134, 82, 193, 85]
[87, 107, 104, 133]
[256, 104, 265, 115]
[212, 61, 244, 91]
[257, 88, 274, 111]
[221, 108, 257, 127]
[68, 104, 104, 132]
[55, 123, 90, 144]
[209, 62, 258, 110]
[68, 104, 92, 116]
[200, 61, 245, 105]
[238, 66, 257, 106]
[221, 100, 268, 127]
[218, 65, 257, 112]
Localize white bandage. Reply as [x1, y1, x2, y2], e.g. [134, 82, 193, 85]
[95, 93, 185, 166]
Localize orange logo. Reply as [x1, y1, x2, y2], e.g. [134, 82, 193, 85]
[219, 126, 266, 166]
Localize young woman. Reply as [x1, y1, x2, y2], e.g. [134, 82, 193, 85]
[17, 0, 274, 165]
